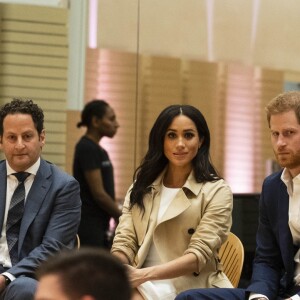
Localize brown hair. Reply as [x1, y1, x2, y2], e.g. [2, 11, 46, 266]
[265, 91, 300, 127]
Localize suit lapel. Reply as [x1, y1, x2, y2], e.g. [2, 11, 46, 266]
[18, 160, 52, 252]
[278, 180, 294, 278]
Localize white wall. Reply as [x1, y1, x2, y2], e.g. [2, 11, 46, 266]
[97, 0, 300, 73]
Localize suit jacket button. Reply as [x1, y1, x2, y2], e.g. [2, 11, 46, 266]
[188, 228, 195, 234]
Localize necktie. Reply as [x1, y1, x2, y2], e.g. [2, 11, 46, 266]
[6, 172, 30, 266]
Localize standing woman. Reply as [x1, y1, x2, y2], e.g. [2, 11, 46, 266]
[111, 105, 233, 299]
[73, 100, 121, 249]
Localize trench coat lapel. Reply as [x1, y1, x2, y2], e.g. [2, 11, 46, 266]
[158, 171, 204, 224]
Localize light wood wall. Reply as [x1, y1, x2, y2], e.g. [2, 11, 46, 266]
[0, 3, 68, 168]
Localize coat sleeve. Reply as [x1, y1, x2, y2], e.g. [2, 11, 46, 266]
[111, 185, 140, 265]
[183, 179, 233, 273]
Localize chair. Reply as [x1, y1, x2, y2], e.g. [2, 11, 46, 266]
[218, 232, 244, 288]
[75, 234, 80, 249]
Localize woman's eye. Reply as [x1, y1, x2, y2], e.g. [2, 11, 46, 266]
[167, 132, 176, 139]
[185, 132, 194, 139]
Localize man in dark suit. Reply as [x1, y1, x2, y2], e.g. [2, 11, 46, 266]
[176, 91, 300, 300]
[0, 98, 81, 300]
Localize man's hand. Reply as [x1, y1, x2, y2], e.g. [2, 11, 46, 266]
[0, 275, 7, 292]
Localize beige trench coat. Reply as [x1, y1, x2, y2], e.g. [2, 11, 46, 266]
[111, 170, 233, 294]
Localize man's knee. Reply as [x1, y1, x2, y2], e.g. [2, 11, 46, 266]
[175, 288, 246, 300]
[3, 277, 37, 300]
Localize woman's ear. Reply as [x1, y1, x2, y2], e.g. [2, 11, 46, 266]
[91, 115, 100, 127]
[198, 138, 204, 149]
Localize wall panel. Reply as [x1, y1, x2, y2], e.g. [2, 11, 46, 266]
[82, 48, 138, 201]
[0, 3, 69, 168]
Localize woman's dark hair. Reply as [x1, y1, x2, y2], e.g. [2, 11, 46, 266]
[130, 104, 220, 212]
[77, 99, 109, 128]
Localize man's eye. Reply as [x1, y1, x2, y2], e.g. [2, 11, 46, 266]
[285, 131, 294, 136]
[23, 134, 32, 141]
[7, 135, 16, 141]
[271, 132, 278, 137]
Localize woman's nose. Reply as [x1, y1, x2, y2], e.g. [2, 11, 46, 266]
[176, 137, 185, 147]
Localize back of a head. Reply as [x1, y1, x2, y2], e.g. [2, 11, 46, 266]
[36, 248, 131, 300]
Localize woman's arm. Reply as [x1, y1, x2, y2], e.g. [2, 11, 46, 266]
[84, 169, 121, 218]
[127, 253, 198, 287]
[112, 251, 130, 264]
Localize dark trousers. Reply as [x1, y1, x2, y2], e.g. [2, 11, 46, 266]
[175, 287, 300, 300]
[0, 264, 36, 300]
[175, 288, 245, 300]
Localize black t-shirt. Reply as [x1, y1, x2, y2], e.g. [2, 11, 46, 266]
[73, 136, 115, 216]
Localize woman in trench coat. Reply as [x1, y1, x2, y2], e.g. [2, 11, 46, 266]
[111, 104, 233, 300]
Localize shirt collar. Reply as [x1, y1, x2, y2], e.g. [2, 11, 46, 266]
[281, 168, 292, 187]
[6, 157, 41, 176]
[281, 168, 300, 196]
[281, 168, 300, 184]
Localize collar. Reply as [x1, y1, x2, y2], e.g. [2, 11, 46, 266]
[281, 168, 300, 196]
[6, 157, 41, 176]
[149, 168, 203, 197]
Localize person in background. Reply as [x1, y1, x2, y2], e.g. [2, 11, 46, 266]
[73, 99, 121, 249]
[111, 104, 233, 300]
[0, 98, 81, 300]
[175, 91, 300, 300]
[35, 247, 132, 300]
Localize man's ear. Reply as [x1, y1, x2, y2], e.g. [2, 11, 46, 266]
[39, 130, 46, 147]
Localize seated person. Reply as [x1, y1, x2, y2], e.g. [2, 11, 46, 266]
[111, 104, 233, 300]
[0, 98, 81, 300]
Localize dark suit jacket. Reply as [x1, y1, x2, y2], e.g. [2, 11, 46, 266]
[0, 158, 81, 279]
[246, 170, 296, 300]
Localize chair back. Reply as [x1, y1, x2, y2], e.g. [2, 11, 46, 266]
[219, 232, 244, 287]
[75, 234, 80, 249]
